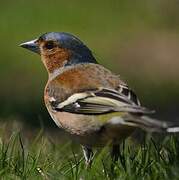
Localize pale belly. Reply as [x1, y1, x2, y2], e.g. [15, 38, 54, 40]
[47, 108, 135, 147]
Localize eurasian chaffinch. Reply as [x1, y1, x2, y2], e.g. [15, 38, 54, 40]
[20, 32, 179, 166]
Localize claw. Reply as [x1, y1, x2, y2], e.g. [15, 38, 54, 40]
[82, 146, 93, 168]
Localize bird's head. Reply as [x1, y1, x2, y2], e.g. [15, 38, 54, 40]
[20, 32, 97, 74]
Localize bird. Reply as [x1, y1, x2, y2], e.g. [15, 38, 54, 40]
[20, 32, 179, 166]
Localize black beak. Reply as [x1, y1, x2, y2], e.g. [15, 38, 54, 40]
[19, 39, 40, 54]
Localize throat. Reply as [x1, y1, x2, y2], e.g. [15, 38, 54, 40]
[41, 48, 71, 74]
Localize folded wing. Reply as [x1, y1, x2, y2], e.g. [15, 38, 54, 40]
[50, 87, 154, 115]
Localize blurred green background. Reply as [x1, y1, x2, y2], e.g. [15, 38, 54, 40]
[1, 0, 179, 128]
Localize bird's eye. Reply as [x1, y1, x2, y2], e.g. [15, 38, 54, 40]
[44, 41, 55, 50]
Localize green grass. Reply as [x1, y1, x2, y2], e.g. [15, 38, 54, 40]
[0, 129, 179, 180]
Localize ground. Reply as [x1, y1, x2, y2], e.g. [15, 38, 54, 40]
[0, 122, 178, 180]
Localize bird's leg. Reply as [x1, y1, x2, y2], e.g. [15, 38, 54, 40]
[82, 146, 93, 168]
[110, 144, 120, 174]
[111, 144, 120, 162]
[111, 143, 127, 172]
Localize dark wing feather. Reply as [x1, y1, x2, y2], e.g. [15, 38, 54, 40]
[117, 85, 141, 106]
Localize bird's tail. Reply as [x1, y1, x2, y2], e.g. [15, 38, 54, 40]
[120, 114, 179, 133]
